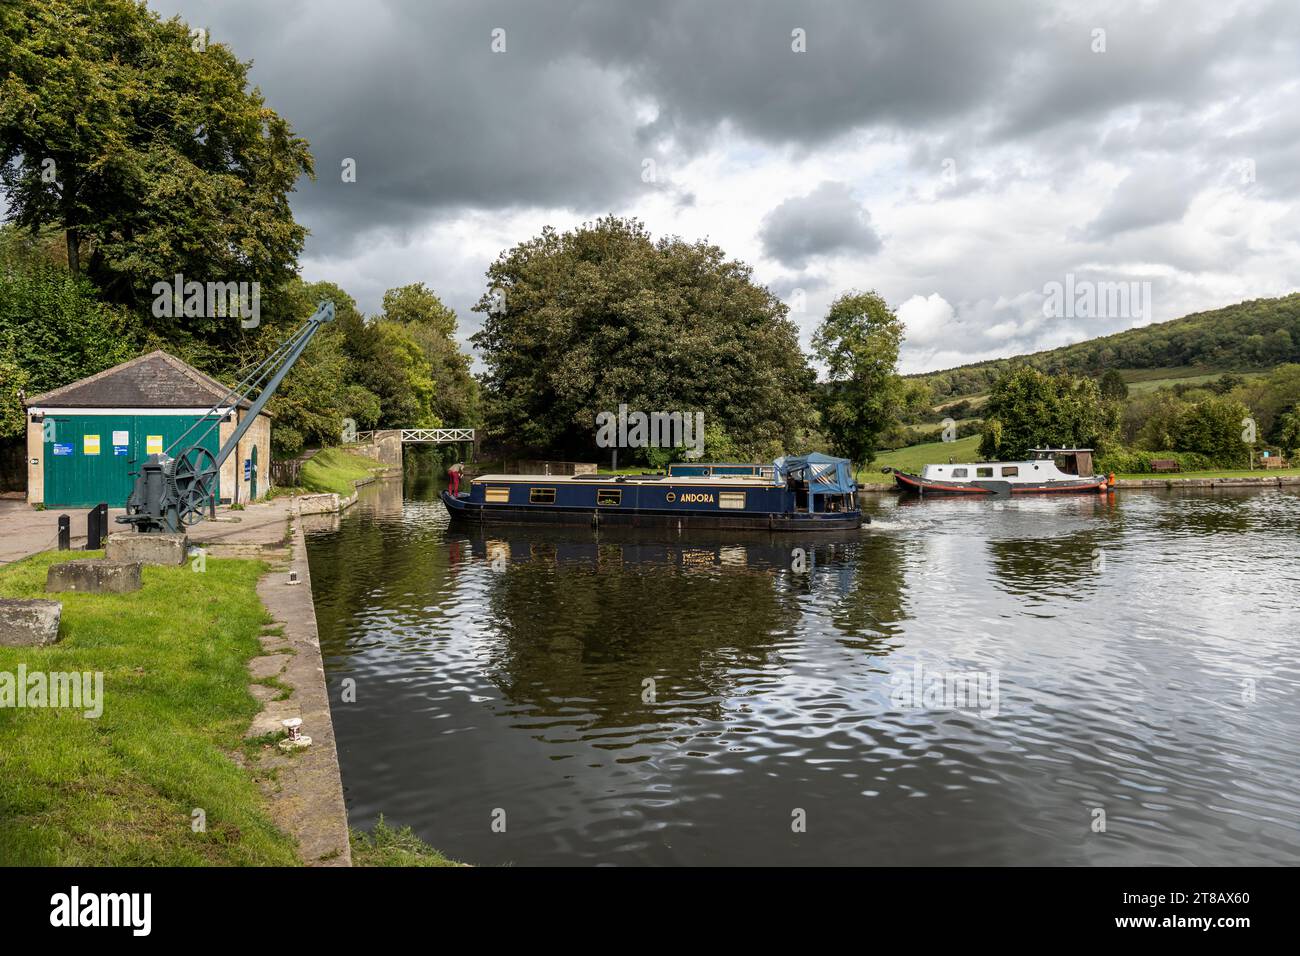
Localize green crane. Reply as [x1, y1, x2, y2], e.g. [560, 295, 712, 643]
[117, 300, 335, 533]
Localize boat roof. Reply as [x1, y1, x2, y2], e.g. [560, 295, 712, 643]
[927, 459, 1052, 466]
[470, 473, 774, 486]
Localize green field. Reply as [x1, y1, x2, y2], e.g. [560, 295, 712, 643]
[923, 366, 1262, 409]
[0, 551, 298, 865]
[1118, 367, 1263, 395]
[859, 434, 983, 484]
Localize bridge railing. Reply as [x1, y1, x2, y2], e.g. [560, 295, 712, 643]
[348, 428, 475, 444]
[402, 428, 475, 443]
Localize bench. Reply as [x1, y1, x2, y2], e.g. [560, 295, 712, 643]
[1150, 459, 1181, 473]
[1259, 456, 1290, 469]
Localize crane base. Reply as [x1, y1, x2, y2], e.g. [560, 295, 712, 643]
[105, 533, 190, 567]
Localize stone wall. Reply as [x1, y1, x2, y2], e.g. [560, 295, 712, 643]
[25, 416, 43, 505]
[349, 430, 404, 467]
[218, 411, 272, 503]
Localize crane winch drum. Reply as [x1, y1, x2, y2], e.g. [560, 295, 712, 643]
[117, 300, 335, 534]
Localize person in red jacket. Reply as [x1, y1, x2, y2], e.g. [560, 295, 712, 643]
[448, 461, 464, 495]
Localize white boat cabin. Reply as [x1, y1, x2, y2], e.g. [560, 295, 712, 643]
[921, 448, 1098, 485]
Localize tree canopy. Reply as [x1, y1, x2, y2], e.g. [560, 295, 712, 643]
[0, 0, 313, 321]
[471, 216, 816, 461]
[978, 365, 1114, 460]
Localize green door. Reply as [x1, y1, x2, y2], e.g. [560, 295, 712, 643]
[43, 414, 222, 508]
[250, 445, 259, 500]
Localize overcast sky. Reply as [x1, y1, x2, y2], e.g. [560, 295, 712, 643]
[151, 0, 1300, 373]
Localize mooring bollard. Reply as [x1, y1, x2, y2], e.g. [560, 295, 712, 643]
[57, 515, 70, 551]
[279, 716, 312, 751]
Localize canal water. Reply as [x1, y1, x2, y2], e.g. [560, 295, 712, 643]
[306, 476, 1300, 865]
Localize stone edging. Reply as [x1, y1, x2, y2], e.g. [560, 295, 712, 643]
[246, 514, 351, 866]
[857, 474, 1300, 495]
[1113, 475, 1300, 489]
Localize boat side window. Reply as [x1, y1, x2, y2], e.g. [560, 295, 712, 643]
[719, 491, 746, 510]
[485, 486, 510, 503]
[596, 488, 622, 506]
[1001, 466, 1019, 477]
[530, 487, 556, 504]
[951, 468, 968, 478]
[976, 467, 994, 478]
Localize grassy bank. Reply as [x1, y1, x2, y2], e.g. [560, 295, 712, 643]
[0, 550, 298, 865]
[350, 817, 462, 867]
[296, 447, 385, 496]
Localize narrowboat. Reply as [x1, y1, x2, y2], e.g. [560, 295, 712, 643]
[886, 448, 1115, 496]
[441, 453, 864, 530]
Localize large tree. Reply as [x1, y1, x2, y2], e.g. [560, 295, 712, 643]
[471, 216, 815, 460]
[811, 290, 905, 469]
[979, 365, 1113, 460]
[0, 0, 312, 320]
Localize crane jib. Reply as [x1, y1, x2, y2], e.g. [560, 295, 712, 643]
[116, 300, 336, 534]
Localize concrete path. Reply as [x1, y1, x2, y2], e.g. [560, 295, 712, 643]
[245, 517, 352, 866]
[0, 496, 296, 565]
[0, 500, 126, 565]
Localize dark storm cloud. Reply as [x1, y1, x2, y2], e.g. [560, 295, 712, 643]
[157, 0, 1300, 253]
[759, 182, 881, 268]
[157, 0, 1046, 255]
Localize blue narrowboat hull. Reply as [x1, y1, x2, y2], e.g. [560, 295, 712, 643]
[440, 487, 863, 531]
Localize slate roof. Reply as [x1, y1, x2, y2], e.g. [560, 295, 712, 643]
[25, 351, 262, 413]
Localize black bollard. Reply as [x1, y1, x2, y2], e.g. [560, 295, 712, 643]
[85, 507, 101, 550]
[86, 502, 108, 550]
[58, 515, 70, 550]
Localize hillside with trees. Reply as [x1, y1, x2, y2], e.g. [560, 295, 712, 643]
[913, 295, 1300, 402]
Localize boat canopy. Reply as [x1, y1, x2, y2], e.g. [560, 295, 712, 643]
[773, 453, 857, 497]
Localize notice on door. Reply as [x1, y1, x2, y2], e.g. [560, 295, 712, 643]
[83, 435, 100, 456]
[147, 435, 164, 455]
[112, 430, 129, 445]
